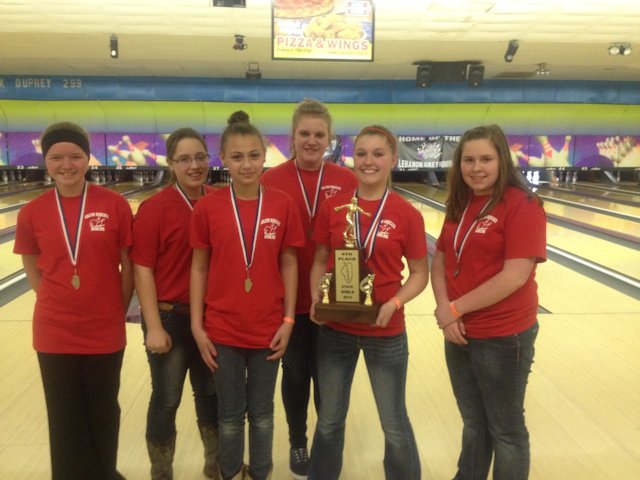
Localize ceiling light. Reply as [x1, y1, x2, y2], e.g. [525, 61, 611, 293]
[110, 34, 118, 59]
[535, 63, 550, 77]
[609, 43, 632, 56]
[504, 39, 519, 63]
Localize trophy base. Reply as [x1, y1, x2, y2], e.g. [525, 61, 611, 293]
[314, 302, 378, 324]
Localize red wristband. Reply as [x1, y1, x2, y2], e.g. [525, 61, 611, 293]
[391, 296, 402, 311]
[283, 316, 295, 325]
[450, 301, 462, 318]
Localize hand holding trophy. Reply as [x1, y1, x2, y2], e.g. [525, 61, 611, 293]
[314, 197, 378, 323]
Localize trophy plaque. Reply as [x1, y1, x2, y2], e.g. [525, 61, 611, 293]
[314, 197, 378, 324]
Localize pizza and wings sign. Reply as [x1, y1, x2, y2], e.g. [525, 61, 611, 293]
[272, 0, 374, 61]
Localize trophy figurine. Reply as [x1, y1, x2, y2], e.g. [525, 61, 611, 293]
[320, 272, 333, 305]
[334, 197, 369, 248]
[314, 197, 378, 324]
[360, 274, 375, 306]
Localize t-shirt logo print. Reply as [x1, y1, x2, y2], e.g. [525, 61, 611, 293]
[85, 212, 110, 232]
[376, 219, 396, 239]
[475, 215, 498, 234]
[321, 185, 341, 198]
[261, 218, 281, 240]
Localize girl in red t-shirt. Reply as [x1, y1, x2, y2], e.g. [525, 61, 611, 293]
[190, 111, 305, 480]
[260, 98, 357, 477]
[14, 121, 133, 480]
[131, 128, 219, 479]
[431, 124, 546, 479]
[307, 125, 429, 480]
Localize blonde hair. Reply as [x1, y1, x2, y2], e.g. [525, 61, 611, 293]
[289, 98, 333, 159]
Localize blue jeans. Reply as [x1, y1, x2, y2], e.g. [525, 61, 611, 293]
[214, 344, 280, 480]
[308, 327, 421, 480]
[445, 322, 539, 480]
[143, 311, 217, 443]
[281, 313, 320, 449]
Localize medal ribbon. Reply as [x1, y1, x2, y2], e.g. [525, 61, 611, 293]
[354, 188, 389, 260]
[229, 185, 263, 275]
[453, 197, 492, 274]
[295, 160, 324, 220]
[174, 183, 205, 211]
[54, 182, 88, 269]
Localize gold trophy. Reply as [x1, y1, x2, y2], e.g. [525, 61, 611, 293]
[314, 197, 378, 324]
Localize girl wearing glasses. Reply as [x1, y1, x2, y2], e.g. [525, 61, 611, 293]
[190, 112, 305, 480]
[131, 128, 219, 479]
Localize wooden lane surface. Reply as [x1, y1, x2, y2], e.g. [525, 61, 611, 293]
[536, 185, 640, 218]
[538, 184, 640, 208]
[401, 199, 639, 314]
[400, 183, 640, 280]
[1, 291, 638, 478]
[0, 241, 22, 279]
[403, 195, 640, 288]
[0, 183, 161, 232]
[0, 187, 49, 209]
[0, 186, 161, 283]
[401, 182, 640, 239]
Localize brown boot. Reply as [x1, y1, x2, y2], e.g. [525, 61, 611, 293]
[223, 464, 245, 480]
[243, 465, 272, 480]
[146, 435, 176, 480]
[198, 423, 220, 479]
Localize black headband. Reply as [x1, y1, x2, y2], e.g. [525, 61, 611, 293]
[41, 129, 91, 159]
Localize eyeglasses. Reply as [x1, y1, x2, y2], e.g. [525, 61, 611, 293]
[173, 153, 210, 166]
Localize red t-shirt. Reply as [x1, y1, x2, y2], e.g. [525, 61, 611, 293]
[312, 191, 427, 337]
[14, 184, 133, 354]
[435, 186, 547, 338]
[131, 184, 215, 305]
[190, 185, 305, 348]
[261, 160, 357, 313]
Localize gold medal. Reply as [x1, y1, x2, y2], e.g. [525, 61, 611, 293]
[56, 183, 88, 293]
[244, 277, 253, 293]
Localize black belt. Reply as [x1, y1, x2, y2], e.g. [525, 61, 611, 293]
[158, 302, 190, 316]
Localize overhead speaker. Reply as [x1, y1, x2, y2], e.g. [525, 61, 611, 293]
[416, 65, 433, 88]
[467, 65, 485, 87]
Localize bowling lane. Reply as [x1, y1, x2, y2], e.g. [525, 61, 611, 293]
[128, 186, 162, 215]
[402, 197, 639, 314]
[0, 186, 51, 210]
[0, 241, 23, 279]
[0, 184, 163, 286]
[549, 183, 640, 205]
[0, 181, 45, 195]
[400, 182, 640, 241]
[0, 182, 159, 232]
[402, 194, 639, 281]
[534, 185, 640, 217]
[542, 201, 640, 238]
